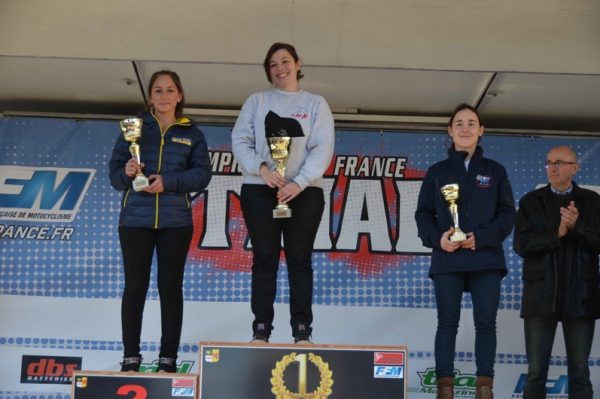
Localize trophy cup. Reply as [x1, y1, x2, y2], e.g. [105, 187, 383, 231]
[268, 136, 292, 218]
[264, 111, 305, 219]
[440, 184, 467, 242]
[119, 118, 150, 192]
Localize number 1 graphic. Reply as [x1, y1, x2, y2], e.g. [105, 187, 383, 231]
[295, 353, 307, 395]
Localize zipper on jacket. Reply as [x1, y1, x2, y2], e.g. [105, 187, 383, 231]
[123, 188, 131, 207]
[150, 113, 191, 228]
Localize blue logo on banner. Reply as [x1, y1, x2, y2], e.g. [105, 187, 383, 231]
[513, 373, 568, 395]
[0, 166, 95, 223]
[374, 366, 403, 378]
[172, 388, 195, 396]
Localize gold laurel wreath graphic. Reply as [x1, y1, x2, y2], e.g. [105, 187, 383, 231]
[270, 352, 333, 399]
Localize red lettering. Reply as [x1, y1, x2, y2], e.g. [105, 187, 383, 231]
[46, 359, 64, 377]
[27, 359, 47, 376]
[64, 364, 78, 376]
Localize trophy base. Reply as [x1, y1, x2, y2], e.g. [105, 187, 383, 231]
[132, 175, 150, 192]
[273, 207, 292, 219]
[450, 230, 467, 243]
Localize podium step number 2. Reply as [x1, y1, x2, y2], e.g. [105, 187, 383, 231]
[72, 370, 199, 399]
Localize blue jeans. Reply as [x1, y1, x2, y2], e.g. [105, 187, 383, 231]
[433, 270, 502, 379]
[524, 314, 595, 399]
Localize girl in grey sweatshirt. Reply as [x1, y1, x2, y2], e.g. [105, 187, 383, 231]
[231, 42, 335, 344]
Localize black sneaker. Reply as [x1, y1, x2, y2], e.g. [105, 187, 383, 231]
[156, 357, 177, 373]
[250, 323, 271, 343]
[120, 356, 142, 372]
[293, 323, 313, 344]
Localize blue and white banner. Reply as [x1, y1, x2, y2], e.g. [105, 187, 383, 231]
[0, 117, 599, 398]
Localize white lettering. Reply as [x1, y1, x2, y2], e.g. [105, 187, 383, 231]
[335, 179, 392, 251]
[394, 180, 430, 253]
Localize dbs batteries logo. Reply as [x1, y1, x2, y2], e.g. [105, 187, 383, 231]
[20, 355, 82, 384]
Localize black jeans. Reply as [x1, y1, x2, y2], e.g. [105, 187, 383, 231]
[524, 314, 595, 399]
[240, 184, 325, 336]
[119, 225, 193, 359]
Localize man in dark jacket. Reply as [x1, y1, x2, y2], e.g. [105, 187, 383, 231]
[514, 145, 600, 399]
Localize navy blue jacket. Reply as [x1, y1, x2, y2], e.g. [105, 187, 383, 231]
[109, 112, 212, 229]
[415, 147, 516, 277]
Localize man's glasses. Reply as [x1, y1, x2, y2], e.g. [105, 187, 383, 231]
[543, 161, 576, 169]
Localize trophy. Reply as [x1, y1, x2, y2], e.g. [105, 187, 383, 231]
[264, 111, 305, 219]
[440, 184, 467, 242]
[268, 136, 292, 218]
[119, 118, 150, 192]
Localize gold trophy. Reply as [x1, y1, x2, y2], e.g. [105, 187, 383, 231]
[268, 136, 292, 218]
[119, 118, 150, 192]
[441, 184, 467, 242]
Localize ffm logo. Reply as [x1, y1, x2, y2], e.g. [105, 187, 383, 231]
[0, 166, 95, 223]
[373, 366, 404, 378]
[513, 373, 568, 396]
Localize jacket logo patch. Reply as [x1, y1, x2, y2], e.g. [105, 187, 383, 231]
[290, 106, 308, 120]
[476, 174, 493, 188]
[172, 137, 192, 146]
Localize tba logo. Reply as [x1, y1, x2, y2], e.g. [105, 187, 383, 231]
[139, 359, 195, 373]
[416, 368, 476, 396]
[21, 355, 82, 384]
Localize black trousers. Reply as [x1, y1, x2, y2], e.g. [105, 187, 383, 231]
[119, 225, 193, 359]
[240, 184, 325, 335]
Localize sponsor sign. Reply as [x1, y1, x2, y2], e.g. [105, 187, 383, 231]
[0, 166, 95, 224]
[21, 355, 82, 384]
[172, 388, 195, 396]
[512, 373, 569, 398]
[415, 368, 477, 397]
[374, 366, 404, 378]
[374, 352, 404, 365]
[173, 378, 196, 387]
[138, 359, 195, 374]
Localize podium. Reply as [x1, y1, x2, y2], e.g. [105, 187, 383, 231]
[71, 371, 199, 399]
[198, 342, 407, 398]
[71, 342, 407, 398]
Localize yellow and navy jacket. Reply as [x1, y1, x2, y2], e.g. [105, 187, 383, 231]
[109, 112, 212, 229]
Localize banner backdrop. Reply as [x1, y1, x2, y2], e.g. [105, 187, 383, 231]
[0, 116, 599, 398]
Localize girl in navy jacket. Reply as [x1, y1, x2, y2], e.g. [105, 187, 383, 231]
[414, 103, 515, 399]
[109, 70, 211, 372]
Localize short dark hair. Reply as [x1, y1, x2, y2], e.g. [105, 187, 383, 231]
[146, 70, 185, 118]
[263, 42, 304, 84]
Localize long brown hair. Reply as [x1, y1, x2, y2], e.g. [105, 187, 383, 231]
[146, 70, 185, 118]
